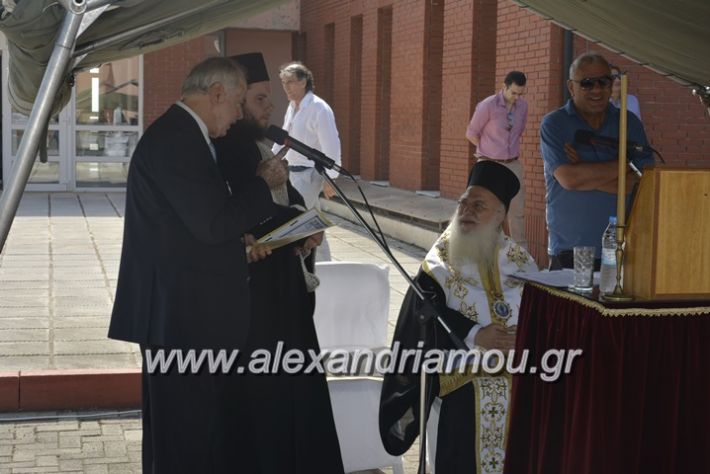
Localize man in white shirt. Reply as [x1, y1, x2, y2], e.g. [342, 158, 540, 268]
[272, 61, 342, 260]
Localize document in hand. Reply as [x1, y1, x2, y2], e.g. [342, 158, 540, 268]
[256, 208, 334, 250]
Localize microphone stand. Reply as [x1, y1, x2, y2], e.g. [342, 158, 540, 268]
[313, 162, 468, 474]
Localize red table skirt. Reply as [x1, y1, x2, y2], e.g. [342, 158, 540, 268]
[504, 283, 710, 474]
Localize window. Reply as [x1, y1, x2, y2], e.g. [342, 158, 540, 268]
[73, 56, 142, 189]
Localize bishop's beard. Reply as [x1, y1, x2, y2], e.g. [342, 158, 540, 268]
[447, 213, 502, 270]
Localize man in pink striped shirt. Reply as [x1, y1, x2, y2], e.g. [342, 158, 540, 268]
[466, 71, 528, 248]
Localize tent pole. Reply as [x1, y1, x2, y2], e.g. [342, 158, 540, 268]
[86, 0, 120, 10]
[0, 2, 86, 252]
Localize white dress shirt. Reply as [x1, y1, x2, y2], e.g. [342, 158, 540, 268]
[272, 91, 341, 179]
[176, 101, 215, 161]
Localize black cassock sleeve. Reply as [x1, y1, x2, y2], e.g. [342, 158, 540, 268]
[378, 270, 477, 456]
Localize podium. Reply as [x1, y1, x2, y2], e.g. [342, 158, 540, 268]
[504, 283, 710, 474]
[624, 166, 710, 300]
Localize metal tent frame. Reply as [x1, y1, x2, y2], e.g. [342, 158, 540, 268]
[0, 0, 242, 251]
[0, 0, 92, 251]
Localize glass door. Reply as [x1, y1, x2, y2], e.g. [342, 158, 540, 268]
[2, 46, 71, 192]
[1, 44, 143, 192]
[6, 107, 70, 191]
[71, 57, 142, 190]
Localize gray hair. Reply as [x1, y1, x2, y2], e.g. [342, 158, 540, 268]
[278, 61, 314, 92]
[569, 52, 610, 79]
[181, 57, 246, 97]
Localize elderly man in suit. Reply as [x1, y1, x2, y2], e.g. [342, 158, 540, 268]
[109, 57, 287, 473]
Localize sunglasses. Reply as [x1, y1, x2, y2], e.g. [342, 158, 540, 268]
[570, 75, 614, 90]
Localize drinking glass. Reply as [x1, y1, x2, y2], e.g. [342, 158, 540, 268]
[572, 246, 595, 291]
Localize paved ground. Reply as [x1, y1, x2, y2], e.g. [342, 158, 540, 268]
[0, 192, 432, 473]
[0, 411, 142, 473]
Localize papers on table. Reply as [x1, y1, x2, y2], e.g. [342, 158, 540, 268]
[511, 268, 600, 288]
[255, 208, 333, 250]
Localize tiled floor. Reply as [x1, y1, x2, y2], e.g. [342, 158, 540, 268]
[0, 192, 431, 473]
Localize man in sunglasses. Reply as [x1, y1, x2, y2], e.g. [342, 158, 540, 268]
[540, 52, 653, 270]
[466, 71, 529, 249]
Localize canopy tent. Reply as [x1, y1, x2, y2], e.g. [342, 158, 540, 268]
[1, 0, 286, 116]
[0, 0, 287, 250]
[512, 0, 710, 89]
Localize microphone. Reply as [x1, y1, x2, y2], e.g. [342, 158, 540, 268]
[574, 129, 649, 153]
[574, 130, 643, 177]
[264, 125, 338, 171]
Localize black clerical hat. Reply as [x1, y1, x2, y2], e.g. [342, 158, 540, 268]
[230, 52, 269, 84]
[466, 160, 520, 211]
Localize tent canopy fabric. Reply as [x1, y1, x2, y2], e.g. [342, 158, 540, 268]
[1, 0, 708, 114]
[0, 0, 287, 115]
[512, 0, 710, 88]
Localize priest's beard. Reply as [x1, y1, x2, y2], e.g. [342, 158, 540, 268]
[448, 214, 502, 270]
[232, 112, 265, 141]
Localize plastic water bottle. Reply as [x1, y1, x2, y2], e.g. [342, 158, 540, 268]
[600, 216, 618, 294]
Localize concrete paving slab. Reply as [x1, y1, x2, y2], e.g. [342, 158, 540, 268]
[53, 306, 113, 317]
[53, 340, 133, 356]
[0, 356, 51, 371]
[0, 319, 49, 330]
[51, 281, 108, 290]
[0, 342, 49, 356]
[0, 296, 50, 307]
[53, 328, 111, 342]
[0, 272, 50, 282]
[53, 317, 110, 329]
[52, 288, 110, 298]
[0, 289, 49, 298]
[0, 191, 439, 472]
[0, 261, 50, 269]
[52, 296, 113, 307]
[53, 355, 139, 370]
[0, 329, 48, 343]
[0, 308, 50, 318]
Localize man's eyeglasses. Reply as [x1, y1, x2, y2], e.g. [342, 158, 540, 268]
[570, 75, 614, 90]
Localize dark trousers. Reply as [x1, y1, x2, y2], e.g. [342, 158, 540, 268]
[140, 346, 260, 474]
[548, 251, 601, 271]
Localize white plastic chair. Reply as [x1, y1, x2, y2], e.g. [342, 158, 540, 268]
[313, 261, 405, 474]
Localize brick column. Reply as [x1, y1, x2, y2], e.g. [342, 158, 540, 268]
[360, 4, 394, 180]
[143, 37, 215, 128]
[388, 0, 427, 189]
[495, 2, 565, 265]
[439, 0, 498, 199]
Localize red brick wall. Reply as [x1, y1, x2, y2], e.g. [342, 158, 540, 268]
[439, 0, 498, 198]
[143, 37, 217, 129]
[421, 0, 445, 190]
[296, 0, 710, 266]
[348, 15, 364, 174]
[495, 2, 565, 265]
[359, 4, 382, 179]
[300, 0, 359, 172]
[389, 0, 427, 188]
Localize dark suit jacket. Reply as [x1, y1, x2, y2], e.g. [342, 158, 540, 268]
[108, 104, 276, 350]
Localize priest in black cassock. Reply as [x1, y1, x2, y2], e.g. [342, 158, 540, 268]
[213, 52, 343, 474]
[379, 160, 538, 473]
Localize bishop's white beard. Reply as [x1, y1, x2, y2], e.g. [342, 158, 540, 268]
[448, 214, 503, 270]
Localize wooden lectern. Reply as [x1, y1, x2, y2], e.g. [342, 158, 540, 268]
[624, 166, 710, 300]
